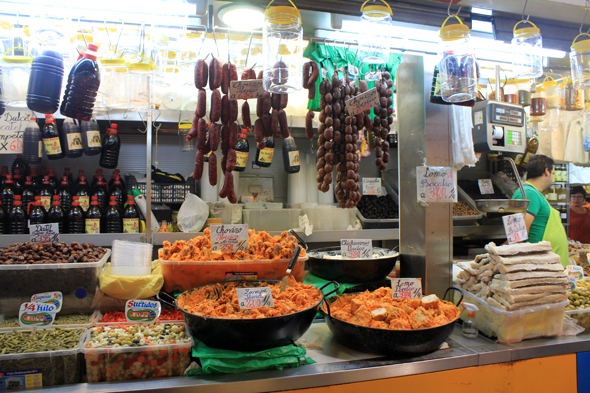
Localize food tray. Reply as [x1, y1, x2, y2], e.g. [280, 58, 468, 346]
[0, 327, 86, 388]
[0, 311, 98, 332]
[455, 289, 567, 343]
[83, 323, 193, 383]
[453, 187, 483, 226]
[242, 208, 301, 232]
[0, 249, 110, 318]
[300, 205, 357, 230]
[356, 184, 399, 229]
[566, 308, 590, 332]
[159, 250, 308, 293]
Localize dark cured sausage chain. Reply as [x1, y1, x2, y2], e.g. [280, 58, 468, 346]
[210, 90, 221, 123]
[369, 72, 392, 172]
[194, 59, 208, 89]
[208, 152, 217, 186]
[303, 61, 319, 99]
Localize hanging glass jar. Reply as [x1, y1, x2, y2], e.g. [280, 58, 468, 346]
[438, 16, 478, 103]
[126, 54, 155, 111]
[563, 77, 584, 111]
[511, 20, 543, 79]
[570, 33, 590, 90]
[542, 76, 560, 109]
[530, 85, 546, 119]
[178, 119, 193, 152]
[1, 47, 33, 107]
[99, 49, 129, 109]
[358, 0, 392, 65]
[262, 0, 303, 94]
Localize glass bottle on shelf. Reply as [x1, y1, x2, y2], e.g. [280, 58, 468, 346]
[47, 196, 65, 234]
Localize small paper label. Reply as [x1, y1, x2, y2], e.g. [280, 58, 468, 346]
[567, 276, 577, 292]
[123, 218, 139, 233]
[362, 177, 382, 196]
[365, 71, 382, 82]
[43, 137, 62, 155]
[347, 65, 358, 81]
[31, 292, 62, 312]
[125, 299, 161, 323]
[236, 151, 248, 168]
[288, 150, 300, 167]
[29, 223, 60, 244]
[341, 239, 372, 259]
[258, 148, 274, 163]
[474, 111, 483, 126]
[391, 278, 423, 299]
[210, 224, 249, 253]
[66, 133, 83, 151]
[85, 218, 100, 234]
[416, 166, 457, 203]
[502, 213, 528, 244]
[345, 87, 380, 116]
[86, 130, 101, 148]
[236, 287, 274, 309]
[0, 369, 43, 389]
[229, 80, 265, 100]
[78, 196, 89, 212]
[567, 265, 584, 280]
[19, 302, 57, 327]
[478, 179, 494, 195]
[39, 196, 51, 210]
[225, 272, 257, 281]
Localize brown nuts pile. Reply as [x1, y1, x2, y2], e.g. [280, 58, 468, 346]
[0, 242, 107, 264]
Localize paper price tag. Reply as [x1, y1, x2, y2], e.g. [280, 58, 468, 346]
[341, 239, 372, 259]
[502, 213, 528, 244]
[365, 71, 382, 82]
[29, 223, 60, 244]
[567, 265, 584, 280]
[228, 80, 265, 101]
[478, 179, 494, 195]
[236, 287, 274, 310]
[391, 278, 423, 299]
[567, 276, 577, 292]
[362, 177, 382, 196]
[0, 111, 30, 154]
[19, 302, 57, 327]
[125, 300, 161, 323]
[210, 224, 249, 253]
[345, 88, 380, 116]
[416, 166, 457, 203]
[31, 292, 62, 313]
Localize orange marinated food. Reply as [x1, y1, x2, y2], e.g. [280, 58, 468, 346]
[324, 288, 460, 330]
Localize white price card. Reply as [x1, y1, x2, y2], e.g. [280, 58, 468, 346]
[416, 166, 457, 203]
[391, 278, 423, 299]
[502, 213, 528, 244]
[125, 300, 161, 323]
[362, 177, 383, 196]
[236, 287, 275, 310]
[29, 223, 60, 244]
[478, 179, 494, 195]
[210, 224, 249, 253]
[31, 292, 63, 313]
[345, 87, 380, 115]
[19, 302, 57, 327]
[0, 111, 30, 154]
[567, 265, 584, 280]
[228, 80, 265, 101]
[341, 239, 372, 259]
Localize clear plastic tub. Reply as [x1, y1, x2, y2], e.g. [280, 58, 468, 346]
[300, 205, 357, 230]
[356, 211, 399, 229]
[83, 323, 193, 382]
[0, 327, 86, 387]
[242, 208, 300, 231]
[456, 289, 567, 343]
[159, 250, 307, 293]
[0, 249, 110, 317]
[565, 308, 590, 332]
[111, 240, 152, 277]
[0, 311, 98, 331]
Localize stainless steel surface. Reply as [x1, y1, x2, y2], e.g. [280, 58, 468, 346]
[146, 111, 153, 241]
[453, 224, 507, 239]
[398, 55, 453, 297]
[0, 233, 144, 247]
[495, 65, 502, 102]
[474, 199, 530, 213]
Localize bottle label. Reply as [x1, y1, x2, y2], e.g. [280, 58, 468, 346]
[40, 196, 51, 210]
[584, 136, 590, 152]
[123, 218, 139, 233]
[85, 218, 100, 234]
[78, 196, 90, 211]
[258, 148, 274, 163]
[38, 141, 42, 158]
[87, 131, 101, 148]
[43, 137, 62, 155]
[67, 133, 83, 151]
[288, 150, 300, 167]
[236, 151, 248, 168]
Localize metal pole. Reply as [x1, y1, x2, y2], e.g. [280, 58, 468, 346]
[495, 65, 502, 102]
[146, 111, 152, 242]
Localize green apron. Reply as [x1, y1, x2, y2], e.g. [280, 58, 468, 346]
[525, 182, 569, 267]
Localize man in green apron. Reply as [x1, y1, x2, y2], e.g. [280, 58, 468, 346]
[511, 154, 569, 267]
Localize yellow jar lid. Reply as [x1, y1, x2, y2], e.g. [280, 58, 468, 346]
[514, 26, 540, 39]
[2, 55, 32, 63]
[101, 58, 126, 65]
[536, 86, 546, 92]
[265, 6, 301, 22]
[0, 20, 13, 30]
[179, 124, 192, 130]
[440, 24, 470, 41]
[572, 33, 590, 53]
[543, 80, 557, 87]
[363, 5, 391, 17]
[128, 62, 155, 71]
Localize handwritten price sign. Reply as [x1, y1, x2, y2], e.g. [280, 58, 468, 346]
[31, 292, 63, 312]
[341, 239, 372, 259]
[345, 88, 380, 116]
[362, 177, 384, 196]
[210, 224, 249, 253]
[502, 213, 528, 244]
[391, 278, 422, 299]
[0, 112, 29, 154]
[29, 223, 60, 244]
[228, 80, 265, 101]
[416, 166, 457, 203]
[236, 287, 275, 310]
[19, 302, 57, 327]
[478, 179, 494, 195]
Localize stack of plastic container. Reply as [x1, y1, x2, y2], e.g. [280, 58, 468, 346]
[110, 240, 152, 276]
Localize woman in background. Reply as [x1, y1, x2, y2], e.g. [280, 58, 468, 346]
[569, 186, 590, 244]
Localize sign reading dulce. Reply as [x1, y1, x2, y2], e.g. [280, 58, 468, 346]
[125, 299, 161, 323]
[210, 224, 249, 253]
[236, 287, 275, 310]
[29, 223, 60, 243]
[340, 239, 372, 259]
[228, 80, 265, 100]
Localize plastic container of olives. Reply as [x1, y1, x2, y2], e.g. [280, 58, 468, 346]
[566, 308, 590, 332]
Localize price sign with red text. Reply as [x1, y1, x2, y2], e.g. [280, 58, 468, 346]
[29, 223, 60, 244]
[478, 179, 494, 195]
[19, 302, 57, 327]
[229, 80, 265, 100]
[31, 292, 63, 312]
[236, 287, 274, 310]
[210, 224, 248, 253]
[416, 166, 457, 203]
[0, 111, 30, 154]
[125, 300, 161, 323]
[341, 239, 372, 259]
[502, 213, 528, 244]
[391, 278, 422, 299]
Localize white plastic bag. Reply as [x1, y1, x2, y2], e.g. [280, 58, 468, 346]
[451, 105, 477, 171]
[177, 194, 209, 232]
[561, 315, 585, 336]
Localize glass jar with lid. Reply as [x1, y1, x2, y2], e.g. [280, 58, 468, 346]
[563, 77, 584, 111]
[1, 47, 33, 107]
[99, 49, 129, 109]
[437, 16, 477, 103]
[511, 20, 543, 79]
[570, 33, 590, 90]
[262, 0, 303, 94]
[358, 0, 393, 65]
[530, 86, 546, 117]
[126, 54, 155, 111]
[543, 76, 560, 109]
[503, 80, 519, 104]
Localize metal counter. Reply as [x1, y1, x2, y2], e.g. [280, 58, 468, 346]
[30, 323, 590, 393]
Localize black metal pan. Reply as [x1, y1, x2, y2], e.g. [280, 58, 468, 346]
[307, 246, 399, 283]
[159, 280, 339, 351]
[321, 287, 463, 356]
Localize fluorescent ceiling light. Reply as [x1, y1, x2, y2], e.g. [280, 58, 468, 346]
[218, 4, 264, 30]
[472, 7, 493, 16]
[472, 20, 493, 33]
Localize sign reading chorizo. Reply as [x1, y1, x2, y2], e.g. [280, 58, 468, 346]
[210, 224, 249, 253]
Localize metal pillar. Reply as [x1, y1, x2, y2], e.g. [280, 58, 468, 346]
[397, 54, 453, 297]
[146, 111, 153, 242]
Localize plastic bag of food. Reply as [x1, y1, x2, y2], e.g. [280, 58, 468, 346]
[98, 261, 164, 300]
[177, 193, 209, 232]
